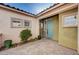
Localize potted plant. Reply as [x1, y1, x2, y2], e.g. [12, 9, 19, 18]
[4, 40, 12, 48]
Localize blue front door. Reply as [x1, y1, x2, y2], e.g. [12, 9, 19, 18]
[47, 19, 53, 39]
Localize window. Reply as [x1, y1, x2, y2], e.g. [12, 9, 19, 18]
[11, 18, 31, 28]
[24, 21, 29, 26]
[11, 18, 22, 28]
[24, 20, 30, 27]
[63, 15, 77, 27]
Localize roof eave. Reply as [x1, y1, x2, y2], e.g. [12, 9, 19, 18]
[36, 3, 65, 17]
[0, 4, 36, 17]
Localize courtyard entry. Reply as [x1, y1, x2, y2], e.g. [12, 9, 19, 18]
[40, 10, 78, 50]
[40, 15, 59, 41]
[39, 4, 78, 53]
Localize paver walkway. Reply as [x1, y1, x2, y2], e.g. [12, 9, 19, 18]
[0, 39, 78, 55]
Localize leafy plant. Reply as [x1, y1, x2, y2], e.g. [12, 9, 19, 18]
[4, 40, 12, 48]
[20, 29, 32, 42]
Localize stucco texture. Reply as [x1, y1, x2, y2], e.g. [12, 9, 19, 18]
[59, 8, 78, 50]
[0, 8, 39, 44]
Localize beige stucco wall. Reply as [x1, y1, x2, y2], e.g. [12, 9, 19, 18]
[59, 8, 78, 50]
[51, 15, 59, 41]
[0, 8, 39, 44]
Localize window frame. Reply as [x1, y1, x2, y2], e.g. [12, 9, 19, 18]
[23, 20, 31, 28]
[11, 17, 23, 28]
[62, 12, 77, 27]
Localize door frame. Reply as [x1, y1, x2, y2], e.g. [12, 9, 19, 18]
[40, 18, 53, 39]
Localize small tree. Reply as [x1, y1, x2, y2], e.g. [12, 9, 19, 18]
[20, 29, 32, 42]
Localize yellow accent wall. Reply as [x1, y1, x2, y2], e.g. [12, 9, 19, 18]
[59, 8, 78, 50]
[51, 15, 59, 41]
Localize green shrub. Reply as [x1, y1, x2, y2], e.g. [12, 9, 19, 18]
[38, 35, 41, 40]
[4, 40, 12, 48]
[20, 29, 32, 42]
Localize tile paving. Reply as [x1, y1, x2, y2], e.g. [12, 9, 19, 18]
[0, 39, 78, 55]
